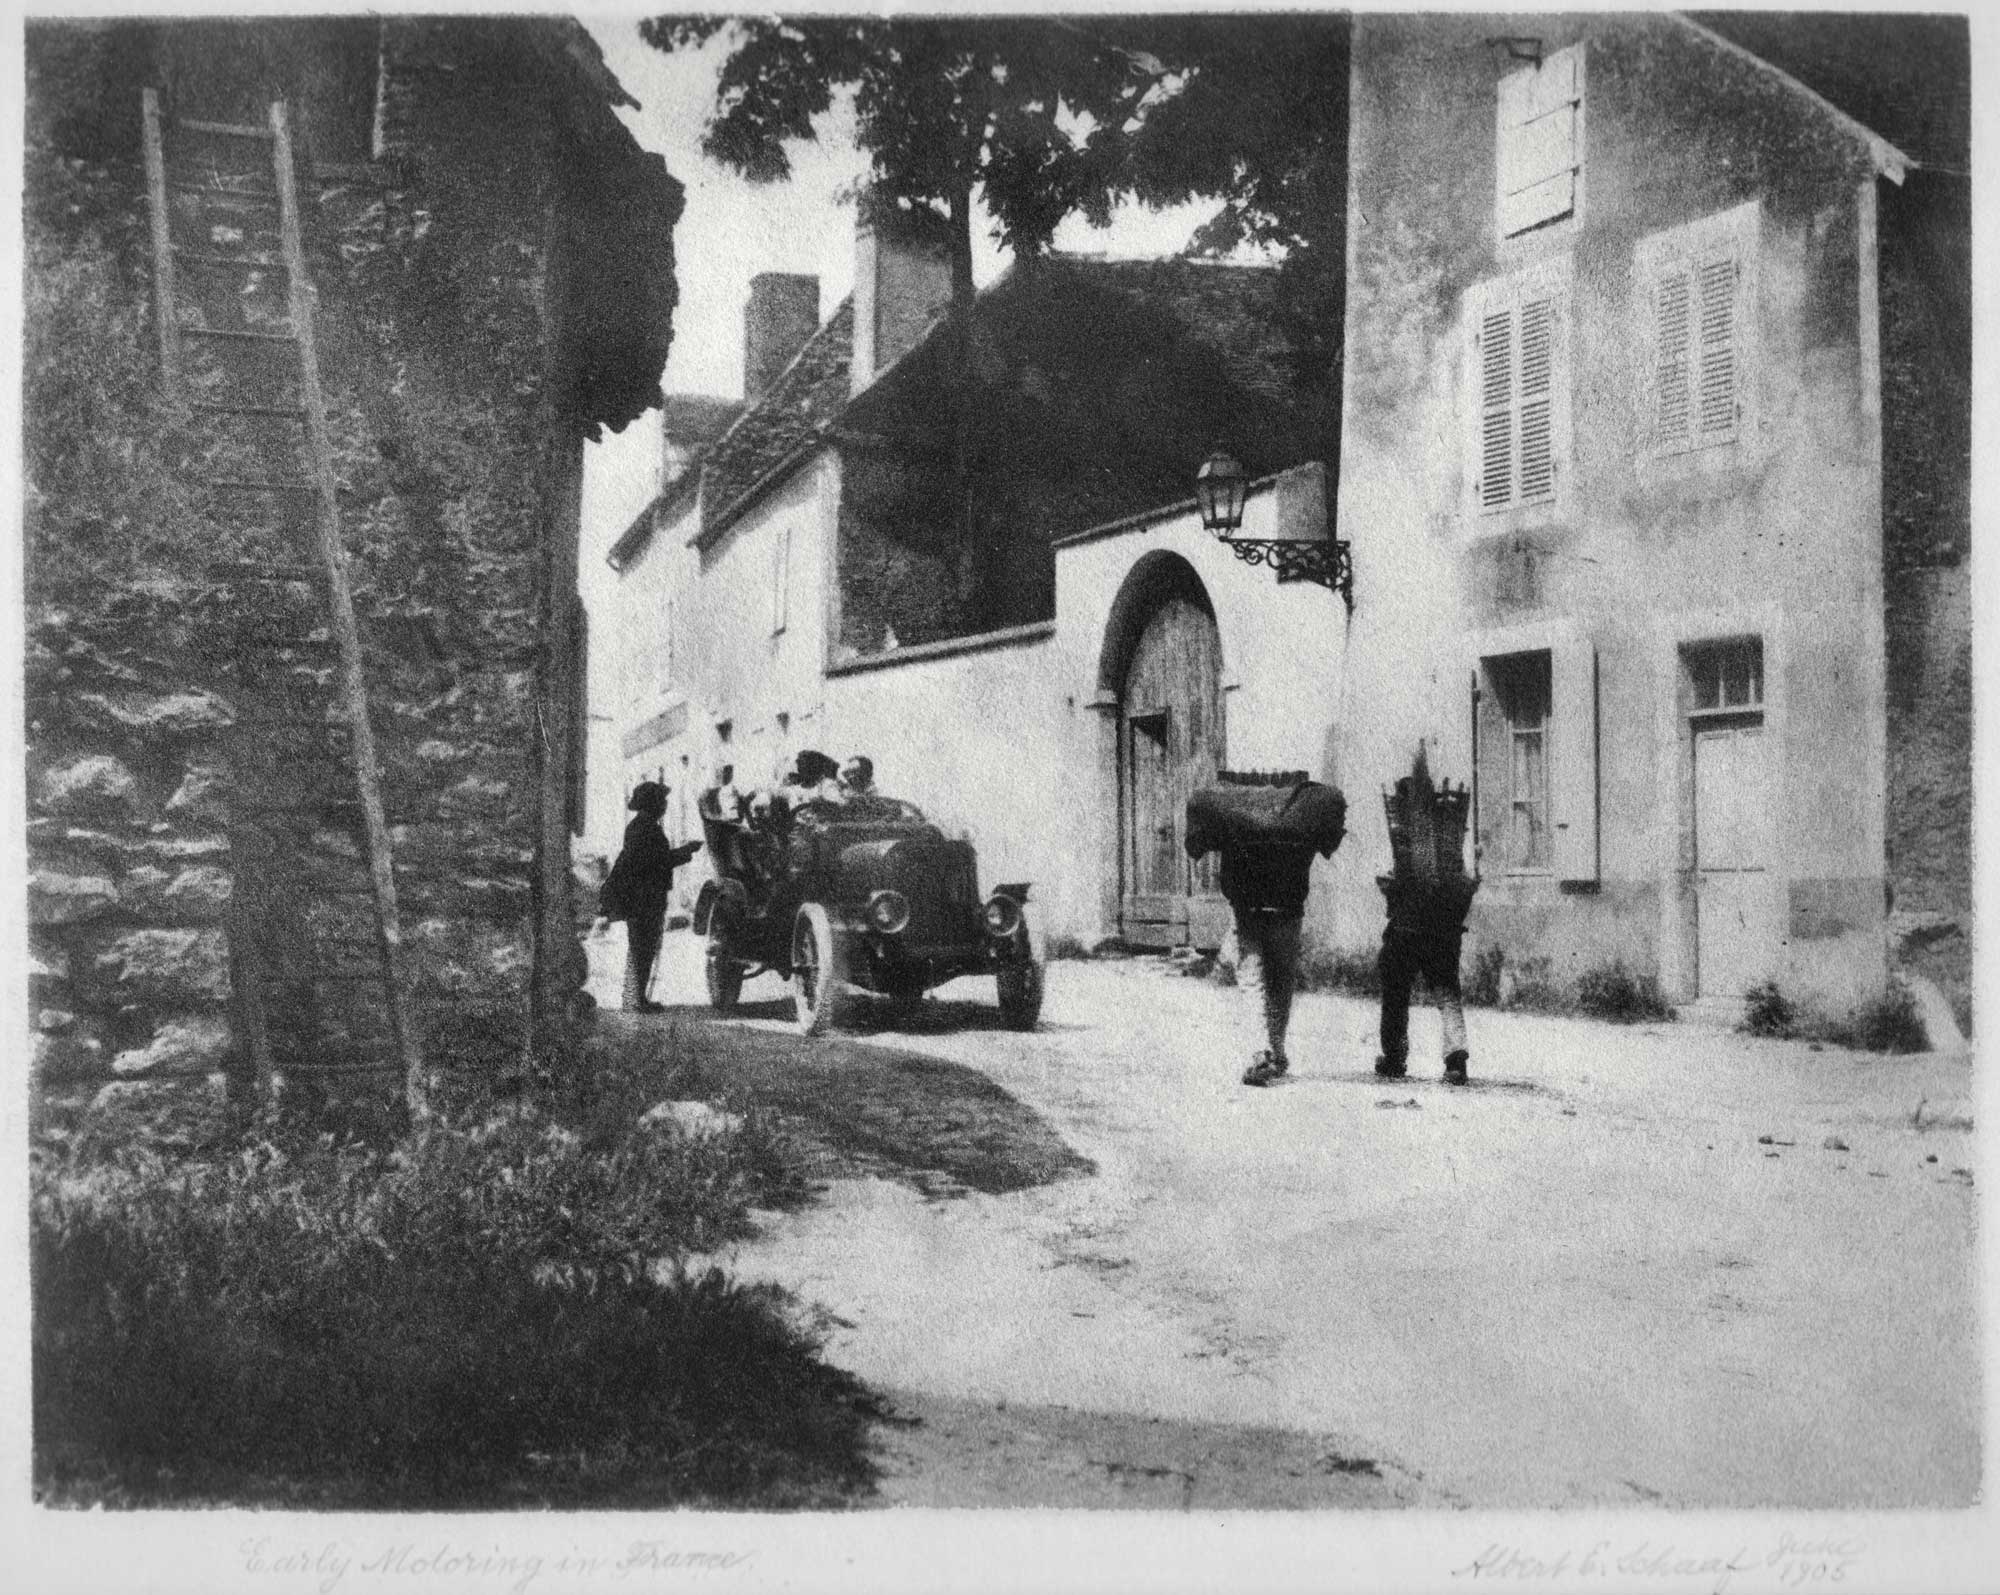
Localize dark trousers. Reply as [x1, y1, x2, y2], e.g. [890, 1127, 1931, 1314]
[1378, 926, 1468, 1064]
[623, 914, 665, 1009]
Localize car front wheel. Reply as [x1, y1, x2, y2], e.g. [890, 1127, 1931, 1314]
[705, 932, 743, 1014]
[791, 902, 846, 1036]
[996, 954, 1045, 1031]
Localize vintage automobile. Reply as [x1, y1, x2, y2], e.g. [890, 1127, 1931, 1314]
[691, 794, 1045, 1035]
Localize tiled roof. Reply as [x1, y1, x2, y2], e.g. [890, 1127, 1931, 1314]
[696, 299, 854, 547]
[694, 254, 1316, 549]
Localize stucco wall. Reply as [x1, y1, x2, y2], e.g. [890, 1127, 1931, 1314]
[1334, 12, 1889, 1011]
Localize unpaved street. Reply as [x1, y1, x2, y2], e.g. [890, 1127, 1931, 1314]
[593, 931, 1978, 1510]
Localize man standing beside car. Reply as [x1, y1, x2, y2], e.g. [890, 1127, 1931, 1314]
[598, 780, 700, 1013]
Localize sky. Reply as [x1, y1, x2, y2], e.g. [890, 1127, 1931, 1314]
[577, 14, 1227, 561]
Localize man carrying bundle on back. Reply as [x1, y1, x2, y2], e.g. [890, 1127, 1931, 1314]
[1375, 744, 1479, 1085]
[1186, 769, 1347, 1088]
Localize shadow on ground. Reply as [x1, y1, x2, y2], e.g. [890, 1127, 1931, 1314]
[597, 1007, 1095, 1198]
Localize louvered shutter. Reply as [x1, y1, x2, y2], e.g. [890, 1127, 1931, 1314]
[1470, 284, 1562, 513]
[1651, 266, 1694, 453]
[1695, 254, 1742, 445]
[1476, 306, 1515, 511]
[1517, 295, 1557, 503]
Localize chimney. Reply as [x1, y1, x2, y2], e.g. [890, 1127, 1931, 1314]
[743, 273, 820, 402]
[850, 218, 954, 397]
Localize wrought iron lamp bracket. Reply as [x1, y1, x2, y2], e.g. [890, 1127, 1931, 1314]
[1224, 535, 1354, 609]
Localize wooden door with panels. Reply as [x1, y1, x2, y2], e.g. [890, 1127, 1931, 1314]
[1688, 640, 1775, 999]
[1119, 594, 1227, 948]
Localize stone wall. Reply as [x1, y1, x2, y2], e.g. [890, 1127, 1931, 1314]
[27, 603, 239, 1093]
[23, 18, 676, 1097]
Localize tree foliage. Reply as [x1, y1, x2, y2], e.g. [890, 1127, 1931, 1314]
[642, 14, 1350, 399]
[642, 15, 1154, 283]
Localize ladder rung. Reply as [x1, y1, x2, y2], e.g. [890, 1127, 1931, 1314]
[170, 182, 278, 201]
[190, 400, 306, 418]
[173, 116, 277, 141]
[207, 559, 319, 579]
[183, 326, 298, 344]
[174, 251, 287, 272]
[202, 477, 313, 492]
[279, 1061, 404, 1078]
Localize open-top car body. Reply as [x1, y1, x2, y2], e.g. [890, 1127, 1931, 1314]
[691, 795, 1044, 1034]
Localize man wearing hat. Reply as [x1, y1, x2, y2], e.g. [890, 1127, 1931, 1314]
[599, 780, 701, 1013]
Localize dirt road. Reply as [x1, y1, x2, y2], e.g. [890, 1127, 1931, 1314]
[594, 931, 1979, 1510]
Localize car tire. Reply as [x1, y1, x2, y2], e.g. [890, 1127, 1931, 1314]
[792, 902, 846, 1036]
[996, 956, 1045, 1031]
[705, 932, 743, 1015]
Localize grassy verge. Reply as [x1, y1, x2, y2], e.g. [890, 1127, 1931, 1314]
[32, 1043, 874, 1510]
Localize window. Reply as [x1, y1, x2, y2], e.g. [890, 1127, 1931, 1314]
[770, 526, 791, 635]
[1686, 637, 1764, 715]
[1473, 633, 1599, 882]
[1637, 204, 1757, 457]
[1467, 262, 1570, 515]
[1490, 654, 1552, 872]
[1497, 44, 1584, 239]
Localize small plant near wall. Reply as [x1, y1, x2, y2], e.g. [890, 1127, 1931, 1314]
[1574, 962, 1677, 1024]
[1462, 945, 1506, 1008]
[1740, 980, 1798, 1038]
[1823, 983, 1929, 1055]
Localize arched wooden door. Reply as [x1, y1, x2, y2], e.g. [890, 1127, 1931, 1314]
[1120, 594, 1227, 948]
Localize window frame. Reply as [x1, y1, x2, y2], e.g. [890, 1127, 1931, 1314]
[1488, 651, 1555, 876]
[770, 524, 791, 637]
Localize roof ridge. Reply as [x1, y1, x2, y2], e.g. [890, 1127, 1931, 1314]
[1671, 13, 1912, 181]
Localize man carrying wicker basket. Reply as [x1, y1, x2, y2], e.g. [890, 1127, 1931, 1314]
[1375, 745, 1479, 1085]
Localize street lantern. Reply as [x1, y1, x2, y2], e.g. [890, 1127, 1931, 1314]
[1195, 449, 1248, 536]
[1195, 450, 1354, 609]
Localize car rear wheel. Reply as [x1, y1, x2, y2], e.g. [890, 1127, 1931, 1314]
[791, 902, 846, 1036]
[705, 932, 743, 1014]
[996, 955, 1045, 1031]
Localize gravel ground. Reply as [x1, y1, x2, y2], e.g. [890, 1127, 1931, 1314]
[589, 928, 1979, 1511]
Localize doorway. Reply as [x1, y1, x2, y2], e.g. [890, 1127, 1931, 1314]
[1119, 590, 1226, 948]
[1687, 639, 1774, 998]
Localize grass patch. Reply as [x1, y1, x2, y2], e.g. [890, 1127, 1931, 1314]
[32, 1070, 871, 1509]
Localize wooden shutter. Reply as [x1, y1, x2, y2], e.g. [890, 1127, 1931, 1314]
[1471, 283, 1562, 513]
[1497, 46, 1582, 237]
[1640, 207, 1752, 457]
[1476, 305, 1515, 511]
[1549, 636, 1598, 882]
[1695, 255, 1743, 445]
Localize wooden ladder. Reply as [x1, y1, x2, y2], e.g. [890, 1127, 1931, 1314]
[142, 90, 429, 1118]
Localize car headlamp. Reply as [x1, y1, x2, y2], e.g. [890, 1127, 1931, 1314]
[982, 894, 1022, 939]
[867, 889, 911, 934]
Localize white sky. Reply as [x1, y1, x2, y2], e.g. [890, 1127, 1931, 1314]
[577, 14, 1226, 560]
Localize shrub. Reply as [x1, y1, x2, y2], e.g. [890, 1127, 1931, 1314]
[1045, 933, 1091, 961]
[1822, 983, 1928, 1055]
[1502, 955, 1568, 1014]
[1574, 962, 1676, 1025]
[32, 1101, 870, 1507]
[1740, 981, 1798, 1038]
